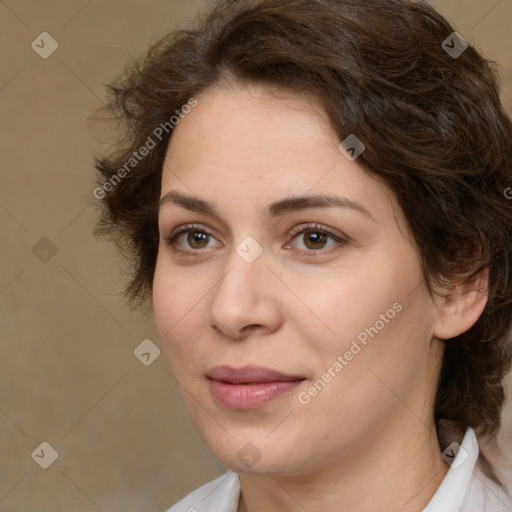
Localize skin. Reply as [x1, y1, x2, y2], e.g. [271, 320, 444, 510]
[152, 81, 489, 512]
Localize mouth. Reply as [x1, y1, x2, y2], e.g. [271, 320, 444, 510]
[206, 364, 305, 384]
[206, 365, 306, 410]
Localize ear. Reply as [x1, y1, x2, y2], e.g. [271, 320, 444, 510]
[433, 267, 489, 340]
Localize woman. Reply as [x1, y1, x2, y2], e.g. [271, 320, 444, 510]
[93, 0, 512, 510]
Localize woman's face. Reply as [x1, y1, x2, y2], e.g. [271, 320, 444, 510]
[153, 83, 443, 475]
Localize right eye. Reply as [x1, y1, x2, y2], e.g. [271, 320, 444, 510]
[164, 224, 222, 252]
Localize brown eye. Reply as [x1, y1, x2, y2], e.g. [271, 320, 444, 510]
[287, 223, 348, 254]
[165, 224, 221, 251]
[185, 230, 210, 249]
[302, 231, 329, 250]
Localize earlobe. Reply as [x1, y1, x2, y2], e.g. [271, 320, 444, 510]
[432, 267, 489, 340]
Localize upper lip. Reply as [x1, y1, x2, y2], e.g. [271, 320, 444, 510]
[206, 365, 305, 384]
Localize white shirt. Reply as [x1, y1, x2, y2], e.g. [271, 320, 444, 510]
[166, 425, 512, 512]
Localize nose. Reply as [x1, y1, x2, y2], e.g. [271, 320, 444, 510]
[207, 248, 283, 340]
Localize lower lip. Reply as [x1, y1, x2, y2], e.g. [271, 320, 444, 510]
[209, 379, 304, 410]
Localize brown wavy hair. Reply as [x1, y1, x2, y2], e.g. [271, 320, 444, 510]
[93, 0, 512, 439]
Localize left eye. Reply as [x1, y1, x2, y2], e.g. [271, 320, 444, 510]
[286, 224, 347, 252]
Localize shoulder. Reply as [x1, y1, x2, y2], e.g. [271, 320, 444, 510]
[165, 471, 241, 512]
[463, 456, 512, 512]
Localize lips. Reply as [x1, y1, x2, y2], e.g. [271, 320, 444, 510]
[206, 364, 305, 383]
[206, 365, 306, 410]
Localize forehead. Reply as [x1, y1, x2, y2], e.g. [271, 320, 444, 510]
[164, 83, 332, 167]
[160, 83, 405, 231]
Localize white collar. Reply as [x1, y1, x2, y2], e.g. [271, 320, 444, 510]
[167, 424, 512, 511]
[423, 426, 479, 512]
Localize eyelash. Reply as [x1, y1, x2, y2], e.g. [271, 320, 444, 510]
[164, 223, 348, 255]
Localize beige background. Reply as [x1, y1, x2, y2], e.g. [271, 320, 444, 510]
[0, 1, 511, 511]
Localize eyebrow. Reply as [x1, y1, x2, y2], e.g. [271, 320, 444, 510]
[159, 191, 376, 221]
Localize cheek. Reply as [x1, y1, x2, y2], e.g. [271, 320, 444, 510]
[291, 263, 406, 356]
[152, 262, 197, 361]
[304, 263, 434, 408]
[152, 262, 174, 335]
[296, 246, 431, 385]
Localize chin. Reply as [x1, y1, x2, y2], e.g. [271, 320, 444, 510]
[202, 432, 314, 476]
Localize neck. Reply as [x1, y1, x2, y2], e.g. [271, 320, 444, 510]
[237, 417, 450, 512]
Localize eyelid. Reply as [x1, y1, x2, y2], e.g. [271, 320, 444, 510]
[288, 222, 347, 240]
[167, 223, 214, 238]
